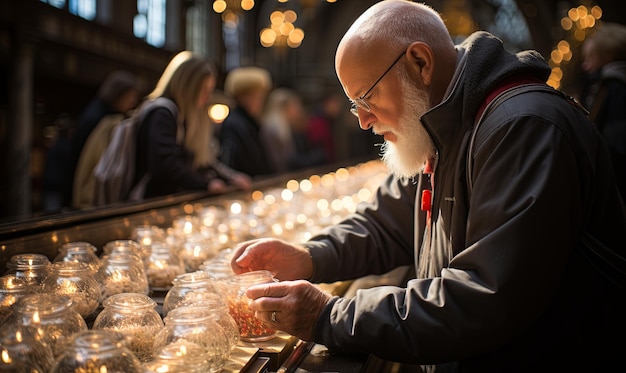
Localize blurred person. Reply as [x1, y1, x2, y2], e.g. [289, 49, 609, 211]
[580, 22, 626, 203]
[218, 66, 275, 177]
[306, 91, 343, 164]
[68, 70, 140, 206]
[260, 87, 326, 173]
[42, 114, 74, 211]
[230, 1, 626, 372]
[134, 51, 251, 199]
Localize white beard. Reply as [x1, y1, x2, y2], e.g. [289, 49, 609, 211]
[380, 78, 435, 179]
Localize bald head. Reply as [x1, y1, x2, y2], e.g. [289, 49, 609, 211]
[336, 0, 456, 105]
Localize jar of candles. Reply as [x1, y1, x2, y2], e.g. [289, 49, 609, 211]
[4, 253, 51, 289]
[102, 239, 148, 267]
[226, 270, 278, 342]
[177, 293, 240, 353]
[41, 261, 101, 319]
[153, 306, 231, 373]
[96, 252, 149, 302]
[179, 233, 216, 272]
[53, 241, 101, 275]
[144, 340, 210, 373]
[132, 225, 165, 264]
[145, 242, 185, 290]
[162, 271, 219, 316]
[13, 293, 88, 358]
[0, 324, 55, 373]
[0, 275, 35, 326]
[92, 292, 164, 363]
[51, 330, 144, 373]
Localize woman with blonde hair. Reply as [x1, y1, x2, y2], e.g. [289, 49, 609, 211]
[135, 51, 251, 199]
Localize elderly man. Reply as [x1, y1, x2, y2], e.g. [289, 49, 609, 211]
[231, 1, 626, 371]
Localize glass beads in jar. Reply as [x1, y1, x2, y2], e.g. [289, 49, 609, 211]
[144, 339, 210, 373]
[4, 253, 51, 289]
[102, 239, 148, 267]
[0, 275, 35, 326]
[41, 261, 101, 319]
[51, 330, 144, 373]
[226, 270, 278, 342]
[96, 252, 149, 302]
[153, 306, 231, 373]
[0, 324, 55, 373]
[53, 241, 101, 275]
[162, 271, 220, 316]
[145, 242, 185, 290]
[13, 293, 88, 359]
[92, 293, 164, 363]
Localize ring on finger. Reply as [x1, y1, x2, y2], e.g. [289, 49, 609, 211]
[271, 311, 277, 323]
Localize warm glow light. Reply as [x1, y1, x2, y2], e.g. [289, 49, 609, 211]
[209, 104, 229, 123]
[299, 179, 312, 193]
[284, 10, 297, 23]
[213, 0, 226, 13]
[241, 0, 255, 11]
[281, 189, 294, 201]
[270, 11, 284, 25]
[230, 202, 242, 214]
[1, 349, 11, 364]
[286, 179, 299, 192]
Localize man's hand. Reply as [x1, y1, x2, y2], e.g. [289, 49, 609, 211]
[246, 280, 332, 341]
[231, 238, 313, 281]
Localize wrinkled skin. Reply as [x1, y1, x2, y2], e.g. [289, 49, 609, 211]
[231, 238, 331, 341]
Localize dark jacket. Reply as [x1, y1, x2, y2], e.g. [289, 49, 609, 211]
[581, 61, 626, 203]
[135, 106, 209, 198]
[307, 32, 626, 371]
[219, 106, 275, 177]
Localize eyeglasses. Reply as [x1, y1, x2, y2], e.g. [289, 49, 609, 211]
[349, 50, 406, 117]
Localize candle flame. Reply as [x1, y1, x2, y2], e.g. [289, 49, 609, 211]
[1, 349, 11, 364]
[32, 311, 40, 323]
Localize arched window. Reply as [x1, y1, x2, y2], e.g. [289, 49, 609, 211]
[134, 0, 166, 48]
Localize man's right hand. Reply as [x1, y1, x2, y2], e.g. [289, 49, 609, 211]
[230, 238, 313, 281]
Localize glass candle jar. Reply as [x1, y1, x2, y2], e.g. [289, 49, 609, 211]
[41, 261, 101, 319]
[0, 274, 34, 325]
[0, 324, 55, 373]
[144, 339, 210, 373]
[153, 306, 231, 373]
[162, 271, 219, 317]
[51, 330, 144, 373]
[53, 241, 101, 275]
[4, 253, 51, 289]
[145, 242, 185, 290]
[226, 270, 278, 342]
[102, 239, 147, 267]
[92, 292, 165, 363]
[96, 252, 149, 302]
[179, 233, 216, 272]
[177, 295, 240, 353]
[14, 293, 88, 358]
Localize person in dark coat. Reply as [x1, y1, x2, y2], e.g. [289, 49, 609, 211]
[227, 1, 626, 372]
[580, 22, 626, 203]
[67, 70, 140, 207]
[218, 66, 275, 177]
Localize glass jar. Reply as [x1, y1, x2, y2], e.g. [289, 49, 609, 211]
[95, 252, 149, 302]
[227, 270, 278, 342]
[102, 239, 147, 267]
[199, 257, 235, 294]
[51, 330, 144, 373]
[145, 242, 185, 290]
[0, 324, 55, 373]
[179, 233, 216, 272]
[153, 306, 231, 373]
[4, 253, 51, 289]
[14, 293, 88, 358]
[41, 261, 101, 319]
[92, 292, 164, 363]
[178, 294, 240, 353]
[0, 274, 35, 325]
[144, 339, 210, 373]
[53, 241, 101, 275]
[162, 271, 219, 316]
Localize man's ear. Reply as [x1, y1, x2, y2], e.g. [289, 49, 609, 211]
[406, 42, 434, 87]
